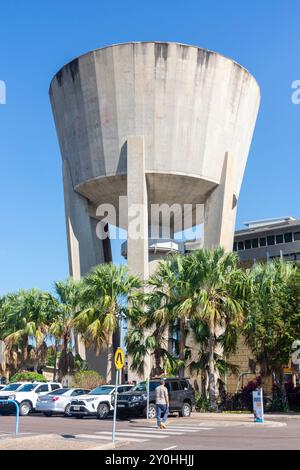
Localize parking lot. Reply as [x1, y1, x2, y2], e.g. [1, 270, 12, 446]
[1, 412, 300, 450]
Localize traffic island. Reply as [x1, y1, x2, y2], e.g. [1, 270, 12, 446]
[0, 433, 128, 450]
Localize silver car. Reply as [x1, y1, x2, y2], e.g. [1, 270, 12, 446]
[36, 388, 90, 416]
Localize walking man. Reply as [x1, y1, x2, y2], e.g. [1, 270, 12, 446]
[155, 378, 169, 429]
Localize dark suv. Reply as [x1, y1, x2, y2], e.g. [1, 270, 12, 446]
[117, 378, 195, 419]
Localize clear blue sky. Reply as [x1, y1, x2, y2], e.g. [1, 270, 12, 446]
[0, 0, 299, 295]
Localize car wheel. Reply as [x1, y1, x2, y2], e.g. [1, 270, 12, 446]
[19, 401, 32, 416]
[147, 403, 156, 419]
[43, 412, 53, 417]
[64, 404, 71, 417]
[97, 403, 110, 419]
[179, 402, 191, 417]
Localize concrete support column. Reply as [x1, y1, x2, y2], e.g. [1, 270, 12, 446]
[203, 152, 237, 252]
[126, 136, 151, 381]
[62, 160, 106, 360]
[126, 136, 149, 280]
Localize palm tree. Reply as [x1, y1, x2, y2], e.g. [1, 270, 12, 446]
[188, 248, 246, 410]
[75, 263, 141, 384]
[149, 255, 195, 378]
[126, 290, 179, 377]
[0, 289, 53, 374]
[49, 278, 82, 381]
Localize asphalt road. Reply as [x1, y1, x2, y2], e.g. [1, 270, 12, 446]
[1, 413, 300, 450]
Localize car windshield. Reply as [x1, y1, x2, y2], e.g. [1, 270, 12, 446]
[2, 383, 22, 391]
[47, 388, 69, 395]
[18, 384, 37, 392]
[131, 381, 160, 392]
[89, 386, 114, 395]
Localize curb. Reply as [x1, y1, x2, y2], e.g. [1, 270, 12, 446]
[89, 440, 130, 450]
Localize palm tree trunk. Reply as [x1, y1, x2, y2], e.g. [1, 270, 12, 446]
[106, 332, 113, 384]
[208, 320, 217, 411]
[178, 318, 185, 378]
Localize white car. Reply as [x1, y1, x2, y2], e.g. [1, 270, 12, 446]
[0, 382, 26, 394]
[1, 382, 62, 416]
[36, 387, 90, 416]
[69, 384, 133, 419]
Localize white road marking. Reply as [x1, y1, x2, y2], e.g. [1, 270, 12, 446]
[126, 428, 185, 436]
[166, 426, 213, 431]
[163, 445, 178, 450]
[98, 431, 167, 439]
[76, 433, 146, 443]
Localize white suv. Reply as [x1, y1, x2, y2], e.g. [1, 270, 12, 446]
[2, 382, 62, 416]
[69, 384, 133, 419]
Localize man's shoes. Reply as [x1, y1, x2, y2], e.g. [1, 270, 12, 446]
[160, 423, 167, 429]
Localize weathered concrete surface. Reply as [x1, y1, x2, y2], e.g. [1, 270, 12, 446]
[50, 41, 260, 232]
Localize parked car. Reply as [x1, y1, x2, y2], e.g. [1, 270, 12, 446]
[36, 387, 90, 416]
[0, 382, 63, 416]
[117, 378, 195, 419]
[69, 384, 133, 419]
[0, 383, 27, 414]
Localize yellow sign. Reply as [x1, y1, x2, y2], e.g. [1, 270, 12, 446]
[114, 347, 125, 370]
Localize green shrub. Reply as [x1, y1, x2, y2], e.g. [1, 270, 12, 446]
[195, 393, 210, 412]
[10, 372, 47, 383]
[72, 370, 105, 389]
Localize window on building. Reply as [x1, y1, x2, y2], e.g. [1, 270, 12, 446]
[233, 242, 237, 252]
[260, 237, 266, 247]
[238, 241, 244, 251]
[284, 232, 293, 243]
[245, 240, 251, 250]
[294, 232, 300, 241]
[251, 238, 259, 249]
[267, 235, 275, 246]
[276, 234, 284, 244]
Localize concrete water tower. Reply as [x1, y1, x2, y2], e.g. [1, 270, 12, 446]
[50, 42, 260, 377]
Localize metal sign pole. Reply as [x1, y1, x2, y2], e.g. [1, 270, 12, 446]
[112, 369, 119, 443]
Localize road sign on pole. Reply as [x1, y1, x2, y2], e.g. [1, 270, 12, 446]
[114, 347, 125, 370]
[112, 347, 125, 443]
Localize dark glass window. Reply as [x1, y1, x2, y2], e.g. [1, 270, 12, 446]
[245, 240, 251, 250]
[51, 384, 61, 391]
[233, 242, 237, 252]
[180, 380, 189, 390]
[260, 238, 266, 247]
[238, 241, 244, 251]
[294, 232, 300, 241]
[267, 236, 275, 246]
[36, 384, 49, 393]
[276, 234, 284, 244]
[251, 238, 259, 249]
[170, 381, 180, 391]
[284, 232, 293, 243]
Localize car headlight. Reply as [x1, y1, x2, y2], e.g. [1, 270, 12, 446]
[85, 398, 96, 402]
[8, 395, 15, 400]
[131, 395, 143, 402]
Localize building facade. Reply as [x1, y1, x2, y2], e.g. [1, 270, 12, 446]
[234, 217, 300, 265]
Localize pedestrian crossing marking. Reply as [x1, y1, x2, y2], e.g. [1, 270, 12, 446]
[75, 424, 214, 445]
[99, 431, 168, 439]
[117, 428, 185, 436]
[76, 434, 147, 443]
